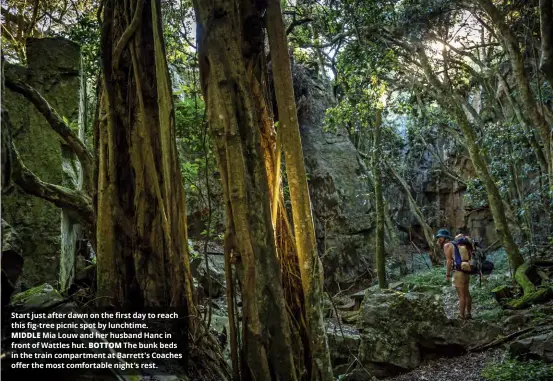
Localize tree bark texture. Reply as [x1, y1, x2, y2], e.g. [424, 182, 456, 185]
[265, 1, 334, 380]
[96, 0, 195, 326]
[474, 0, 553, 194]
[194, 1, 298, 380]
[1, 58, 13, 194]
[249, 58, 309, 379]
[539, 0, 553, 87]
[372, 108, 388, 288]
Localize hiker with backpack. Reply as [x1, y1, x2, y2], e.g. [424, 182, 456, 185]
[435, 229, 473, 320]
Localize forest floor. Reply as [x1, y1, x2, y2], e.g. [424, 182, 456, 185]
[350, 247, 553, 381]
[382, 348, 505, 381]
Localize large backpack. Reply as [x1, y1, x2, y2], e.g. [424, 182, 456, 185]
[473, 242, 494, 280]
[451, 236, 476, 274]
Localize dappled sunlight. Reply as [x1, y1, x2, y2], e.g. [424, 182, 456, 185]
[1, 0, 552, 380]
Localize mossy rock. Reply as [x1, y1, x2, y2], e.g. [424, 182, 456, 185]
[388, 281, 405, 290]
[356, 288, 499, 377]
[505, 288, 553, 310]
[322, 292, 334, 317]
[341, 310, 360, 324]
[10, 283, 63, 310]
[408, 284, 443, 294]
[491, 285, 515, 304]
[479, 308, 504, 322]
[327, 328, 361, 376]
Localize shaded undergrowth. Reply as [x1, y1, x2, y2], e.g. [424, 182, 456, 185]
[481, 358, 553, 381]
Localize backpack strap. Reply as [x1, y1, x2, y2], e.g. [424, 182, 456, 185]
[451, 242, 462, 270]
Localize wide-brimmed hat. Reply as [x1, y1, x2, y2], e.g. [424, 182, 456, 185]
[435, 229, 452, 239]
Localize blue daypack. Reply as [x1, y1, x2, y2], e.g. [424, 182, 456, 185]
[452, 236, 494, 277]
[451, 236, 475, 274]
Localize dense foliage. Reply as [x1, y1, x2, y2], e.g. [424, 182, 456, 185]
[2, 0, 553, 379]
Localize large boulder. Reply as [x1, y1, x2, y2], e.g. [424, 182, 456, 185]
[209, 313, 231, 364]
[326, 321, 361, 375]
[1, 219, 24, 354]
[3, 38, 83, 290]
[190, 253, 226, 299]
[357, 289, 500, 378]
[1, 220, 24, 305]
[509, 331, 553, 363]
[9, 283, 64, 310]
[2, 283, 64, 355]
[285, 64, 374, 290]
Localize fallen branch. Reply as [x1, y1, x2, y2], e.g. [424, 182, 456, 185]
[286, 18, 313, 35]
[5, 76, 93, 187]
[324, 285, 372, 378]
[481, 239, 500, 253]
[469, 319, 553, 352]
[11, 141, 93, 225]
[469, 326, 536, 352]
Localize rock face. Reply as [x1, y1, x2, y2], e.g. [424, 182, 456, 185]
[509, 331, 553, 363]
[357, 289, 500, 378]
[1, 219, 24, 336]
[1, 220, 24, 297]
[286, 64, 498, 289]
[291, 65, 374, 289]
[190, 253, 226, 299]
[3, 38, 82, 290]
[400, 130, 499, 247]
[326, 321, 361, 375]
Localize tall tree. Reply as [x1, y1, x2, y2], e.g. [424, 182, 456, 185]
[95, 0, 196, 323]
[372, 107, 388, 288]
[539, 0, 553, 87]
[1, 56, 13, 194]
[266, 0, 334, 379]
[415, 41, 525, 271]
[4, 2, 232, 378]
[194, 1, 298, 379]
[473, 0, 553, 194]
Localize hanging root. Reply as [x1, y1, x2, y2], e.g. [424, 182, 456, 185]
[113, 0, 144, 71]
[188, 332, 232, 381]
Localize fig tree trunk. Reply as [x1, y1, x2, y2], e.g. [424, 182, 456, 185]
[194, 1, 298, 380]
[417, 43, 525, 271]
[266, 0, 334, 378]
[95, 0, 196, 321]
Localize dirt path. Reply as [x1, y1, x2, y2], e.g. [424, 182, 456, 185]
[382, 349, 504, 381]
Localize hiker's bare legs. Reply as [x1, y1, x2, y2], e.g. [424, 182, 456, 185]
[465, 284, 472, 318]
[456, 286, 466, 319]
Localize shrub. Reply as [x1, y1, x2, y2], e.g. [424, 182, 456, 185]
[403, 266, 446, 286]
[481, 359, 553, 381]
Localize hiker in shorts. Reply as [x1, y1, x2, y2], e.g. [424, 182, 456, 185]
[435, 229, 472, 320]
